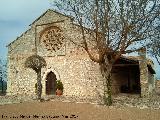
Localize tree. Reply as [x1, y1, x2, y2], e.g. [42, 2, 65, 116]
[0, 59, 7, 94]
[148, 17, 160, 65]
[51, 0, 159, 105]
[25, 55, 46, 100]
[150, 40, 160, 65]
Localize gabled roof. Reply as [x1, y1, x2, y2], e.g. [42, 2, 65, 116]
[118, 56, 156, 74]
[6, 28, 32, 47]
[29, 9, 74, 26]
[6, 9, 74, 47]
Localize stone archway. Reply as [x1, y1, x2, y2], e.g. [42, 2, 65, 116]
[46, 71, 57, 95]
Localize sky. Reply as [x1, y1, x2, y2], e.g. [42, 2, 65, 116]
[0, 0, 51, 58]
[0, 0, 159, 79]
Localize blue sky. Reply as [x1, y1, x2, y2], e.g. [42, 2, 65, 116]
[0, 0, 51, 58]
[0, 0, 159, 79]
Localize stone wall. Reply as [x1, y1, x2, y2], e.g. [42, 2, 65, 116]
[139, 59, 156, 97]
[7, 27, 37, 95]
[111, 67, 128, 94]
[156, 80, 160, 88]
[138, 48, 155, 97]
[7, 9, 155, 102]
[40, 56, 104, 100]
[7, 10, 104, 102]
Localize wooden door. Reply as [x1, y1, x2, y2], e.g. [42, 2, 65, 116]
[46, 71, 57, 95]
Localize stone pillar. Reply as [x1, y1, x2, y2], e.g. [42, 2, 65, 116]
[6, 69, 13, 95]
[139, 60, 149, 97]
[138, 48, 149, 97]
[6, 80, 11, 95]
[42, 79, 46, 95]
[148, 71, 155, 94]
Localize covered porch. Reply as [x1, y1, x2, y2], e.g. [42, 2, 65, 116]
[111, 56, 156, 96]
[111, 57, 141, 94]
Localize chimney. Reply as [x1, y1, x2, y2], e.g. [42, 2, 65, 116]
[138, 47, 146, 59]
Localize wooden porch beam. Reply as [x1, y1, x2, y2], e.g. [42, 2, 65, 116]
[113, 64, 139, 67]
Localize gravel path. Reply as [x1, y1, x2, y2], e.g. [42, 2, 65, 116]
[1, 94, 160, 110]
[0, 100, 160, 120]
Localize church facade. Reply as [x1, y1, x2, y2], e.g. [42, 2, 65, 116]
[7, 9, 155, 102]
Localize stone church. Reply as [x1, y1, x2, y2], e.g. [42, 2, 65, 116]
[7, 9, 155, 102]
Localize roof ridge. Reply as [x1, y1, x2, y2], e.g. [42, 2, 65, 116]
[7, 9, 74, 47]
[29, 9, 74, 26]
[6, 27, 32, 47]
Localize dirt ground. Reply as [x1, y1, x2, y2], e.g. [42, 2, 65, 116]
[0, 101, 160, 120]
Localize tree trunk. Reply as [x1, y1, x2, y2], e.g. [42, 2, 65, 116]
[0, 77, 3, 94]
[2, 80, 3, 94]
[36, 69, 42, 100]
[100, 61, 113, 106]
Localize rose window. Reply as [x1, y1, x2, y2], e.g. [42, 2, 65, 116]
[40, 26, 64, 52]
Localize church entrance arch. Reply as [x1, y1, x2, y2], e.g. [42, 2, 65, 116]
[46, 71, 57, 95]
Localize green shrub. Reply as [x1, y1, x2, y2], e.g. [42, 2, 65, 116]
[56, 80, 64, 91]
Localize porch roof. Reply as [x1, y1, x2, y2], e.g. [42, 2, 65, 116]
[116, 56, 156, 74]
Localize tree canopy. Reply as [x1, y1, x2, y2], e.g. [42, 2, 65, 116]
[148, 17, 160, 65]
[25, 55, 47, 73]
[50, 0, 160, 105]
[25, 55, 46, 100]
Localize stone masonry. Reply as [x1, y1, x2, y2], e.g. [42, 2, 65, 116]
[7, 9, 104, 103]
[7, 9, 155, 103]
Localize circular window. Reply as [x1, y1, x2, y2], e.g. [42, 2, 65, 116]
[40, 26, 64, 52]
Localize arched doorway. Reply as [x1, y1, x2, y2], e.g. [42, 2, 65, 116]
[46, 71, 57, 95]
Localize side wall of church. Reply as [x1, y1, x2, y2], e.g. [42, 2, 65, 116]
[7, 28, 37, 95]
